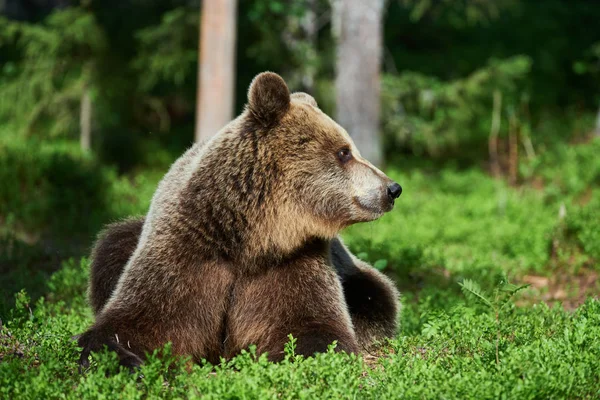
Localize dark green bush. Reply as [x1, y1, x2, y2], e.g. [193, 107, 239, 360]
[381, 56, 531, 157]
[0, 140, 111, 240]
[0, 139, 158, 241]
[0, 139, 159, 317]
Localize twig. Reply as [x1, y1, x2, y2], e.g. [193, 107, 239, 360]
[495, 309, 500, 365]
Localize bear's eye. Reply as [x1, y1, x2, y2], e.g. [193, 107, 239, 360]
[337, 148, 352, 164]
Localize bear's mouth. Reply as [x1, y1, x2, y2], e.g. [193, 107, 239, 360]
[352, 195, 393, 217]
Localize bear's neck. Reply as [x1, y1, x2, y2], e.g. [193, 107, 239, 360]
[170, 146, 334, 268]
[173, 197, 332, 270]
[163, 122, 340, 269]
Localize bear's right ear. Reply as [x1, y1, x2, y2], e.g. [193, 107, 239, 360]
[247, 72, 290, 127]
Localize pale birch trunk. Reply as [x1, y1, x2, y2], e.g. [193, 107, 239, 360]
[334, 0, 385, 167]
[195, 0, 238, 143]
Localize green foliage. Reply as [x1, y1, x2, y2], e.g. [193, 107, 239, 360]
[521, 137, 600, 198]
[1, 277, 599, 398]
[381, 56, 531, 156]
[380, 299, 600, 399]
[373, 259, 388, 271]
[459, 278, 529, 310]
[385, 0, 600, 110]
[519, 138, 600, 262]
[245, 0, 331, 94]
[132, 7, 198, 93]
[573, 41, 600, 94]
[46, 258, 91, 305]
[566, 195, 600, 261]
[460, 277, 530, 365]
[0, 138, 160, 317]
[0, 139, 154, 240]
[344, 167, 556, 278]
[399, 0, 515, 26]
[0, 140, 100, 236]
[0, 8, 107, 139]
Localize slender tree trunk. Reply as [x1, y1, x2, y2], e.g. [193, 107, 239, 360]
[195, 0, 238, 143]
[489, 90, 502, 177]
[334, 0, 385, 167]
[520, 97, 535, 160]
[80, 87, 92, 152]
[508, 113, 519, 185]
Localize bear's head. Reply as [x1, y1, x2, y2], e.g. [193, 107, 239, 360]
[185, 72, 401, 259]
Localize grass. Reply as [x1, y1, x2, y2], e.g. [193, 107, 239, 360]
[1, 137, 599, 399]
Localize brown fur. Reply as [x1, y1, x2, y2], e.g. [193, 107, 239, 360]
[330, 238, 400, 349]
[87, 218, 399, 356]
[88, 218, 145, 315]
[78, 72, 400, 369]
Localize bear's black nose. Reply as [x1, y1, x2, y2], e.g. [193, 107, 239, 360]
[387, 182, 402, 199]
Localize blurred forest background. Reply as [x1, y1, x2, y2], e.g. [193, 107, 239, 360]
[1, 0, 599, 316]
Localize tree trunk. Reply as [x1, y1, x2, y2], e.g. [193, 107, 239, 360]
[334, 0, 384, 167]
[80, 87, 92, 152]
[195, 0, 238, 143]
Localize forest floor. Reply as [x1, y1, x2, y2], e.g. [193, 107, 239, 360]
[1, 138, 599, 399]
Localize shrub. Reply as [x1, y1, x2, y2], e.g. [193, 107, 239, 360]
[381, 56, 531, 157]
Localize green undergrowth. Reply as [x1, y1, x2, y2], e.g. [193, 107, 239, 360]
[1, 259, 599, 399]
[1, 138, 600, 398]
[344, 138, 600, 308]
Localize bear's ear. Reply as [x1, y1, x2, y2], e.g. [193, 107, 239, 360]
[291, 92, 318, 108]
[247, 72, 290, 126]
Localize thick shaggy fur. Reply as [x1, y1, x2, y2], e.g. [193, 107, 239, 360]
[78, 72, 401, 368]
[88, 218, 399, 353]
[88, 218, 146, 315]
[330, 238, 399, 348]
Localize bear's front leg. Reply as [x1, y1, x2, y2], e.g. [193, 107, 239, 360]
[77, 324, 144, 372]
[330, 238, 400, 350]
[225, 253, 359, 361]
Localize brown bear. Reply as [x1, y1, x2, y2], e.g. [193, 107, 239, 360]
[78, 72, 402, 369]
[87, 218, 400, 354]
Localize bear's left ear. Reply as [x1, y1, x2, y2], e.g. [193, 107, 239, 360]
[247, 72, 290, 127]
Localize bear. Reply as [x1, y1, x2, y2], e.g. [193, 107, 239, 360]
[87, 218, 400, 353]
[78, 72, 402, 369]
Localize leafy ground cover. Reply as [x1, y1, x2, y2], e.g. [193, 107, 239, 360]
[1, 138, 599, 399]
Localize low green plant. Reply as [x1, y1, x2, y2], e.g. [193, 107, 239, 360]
[1, 279, 599, 399]
[459, 278, 530, 364]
